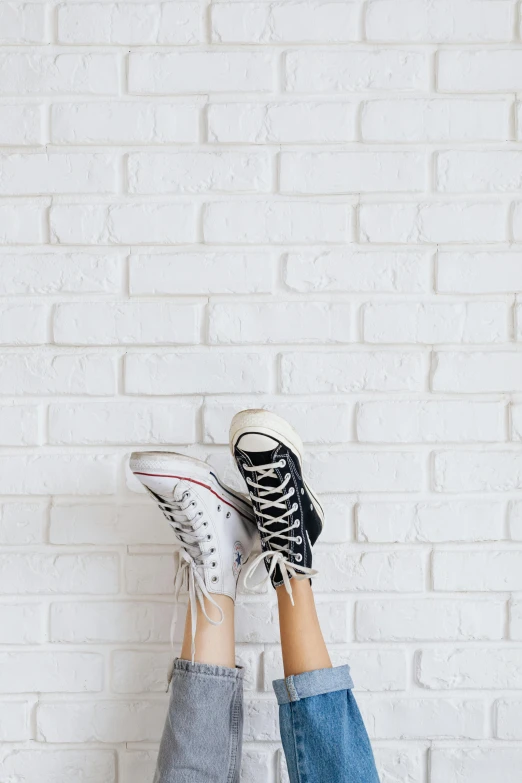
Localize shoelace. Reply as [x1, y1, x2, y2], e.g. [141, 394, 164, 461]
[242, 459, 317, 604]
[150, 487, 224, 665]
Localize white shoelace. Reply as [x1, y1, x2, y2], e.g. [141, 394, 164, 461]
[150, 486, 224, 665]
[242, 458, 317, 604]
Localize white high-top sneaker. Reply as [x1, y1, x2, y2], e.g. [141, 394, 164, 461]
[130, 451, 257, 661]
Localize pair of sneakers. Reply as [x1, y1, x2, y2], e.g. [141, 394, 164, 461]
[130, 409, 324, 661]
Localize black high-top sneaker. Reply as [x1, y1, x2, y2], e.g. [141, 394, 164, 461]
[229, 409, 324, 602]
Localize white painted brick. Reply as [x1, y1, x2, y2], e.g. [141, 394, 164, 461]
[0, 702, 30, 741]
[360, 202, 507, 244]
[208, 102, 357, 143]
[203, 399, 352, 444]
[0, 53, 119, 95]
[51, 601, 174, 643]
[52, 102, 199, 144]
[0, 104, 43, 145]
[285, 50, 428, 92]
[0, 652, 103, 693]
[0, 553, 118, 594]
[128, 152, 270, 195]
[431, 747, 522, 783]
[0, 153, 116, 195]
[314, 549, 424, 592]
[432, 352, 522, 393]
[0, 454, 116, 495]
[374, 748, 424, 783]
[129, 52, 273, 94]
[236, 601, 280, 644]
[434, 451, 522, 492]
[0, 749, 116, 783]
[203, 201, 352, 244]
[417, 648, 522, 689]
[511, 600, 522, 639]
[285, 250, 432, 293]
[50, 503, 170, 545]
[49, 401, 197, 445]
[0, 404, 41, 444]
[0, 304, 47, 345]
[281, 352, 424, 393]
[50, 203, 196, 245]
[37, 700, 166, 743]
[241, 749, 274, 783]
[510, 405, 522, 443]
[210, 302, 351, 344]
[366, 0, 513, 42]
[357, 500, 504, 543]
[438, 151, 522, 193]
[361, 98, 510, 142]
[356, 599, 504, 641]
[58, 3, 201, 44]
[0, 203, 45, 244]
[306, 451, 423, 492]
[361, 697, 485, 739]
[433, 550, 522, 591]
[211, 2, 361, 43]
[244, 699, 279, 742]
[119, 751, 157, 783]
[130, 252, 273, 295]
[318, 496, 355, 543]
[357, 401, 504, 443]
[125, 554, 175, 594]
[511, 203, 522, 241]
[281, 151, 425, 194]
[438, 251, 522, 294]
[496, 700, 522, 739]
[438, 50, 522, 92]
[0, 603, 43, 643]
[0, 502, 47, 545]
[126, 352, 271, 395]
[363, 301, 507, 344]
[0, 2, 47, 43]
[111, 650, 172, 693]
[0, 353, 116, 395]
[509, 501, 522, 543]
[0, 253, 122, 294]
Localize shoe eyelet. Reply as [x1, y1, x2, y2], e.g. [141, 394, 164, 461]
[207, 534, 212, 541]
[210, 547, 216, 554]
[226, 511, 231, 519]
[293, 520, 300, 528]
[292, 503, 298, 512]
[295, 553, 303, 563]
[310, 503, 313, 510]
[289, 487, 295, 496]
[279, 459, 286, 467]
[295, 536, 302, 545]
[301, 488, 305, 495]
[211, 561, 217, 568]
[191, 501, 196, 507]
[198, 511, 203, 517]
[217, 504, 222, 512]
[285, 473, 290, 480]
[203, 521, 208, 527]
[211, 576, 218, 583]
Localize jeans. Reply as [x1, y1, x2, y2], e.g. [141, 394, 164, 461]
[154, 658, 380, 783]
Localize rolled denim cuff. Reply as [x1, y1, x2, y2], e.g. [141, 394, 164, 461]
[174, 658, 244, 681]
[273, 664, 354, 705]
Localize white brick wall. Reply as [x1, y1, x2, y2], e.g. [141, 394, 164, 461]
[0, 2, 521, 782]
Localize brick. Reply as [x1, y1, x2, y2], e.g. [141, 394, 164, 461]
[0, 553, 118, 594]
[366, 0, 513, 42]
[0, 304, 47, 345]
[431, 747, 522, 783]
[434, 451, 522, 492]
[0, 203, 45, 244]
[236, 602, 280, 644]
[317, 496, 355, 543]
[37, 700, 166, 743]
[374, 748, 424, 783]
[0, 404, 41, 444]
[417, 648, 522, 690]
[438, 50, 522, 92]
[285, 250, 432, 293]
[306, 451, 423, 492]
[0, 104, 43, 145]
[0, 702, 30, 741]
[360, 202, 507, 244]
[438, 151, 522, 193]
[241, 750, 274, 783]
[0, 652, 103, 693]
[211, 2, 361, 43]
[0, 502, 47, 545]
[244, 699, 279, 741]
[0, 603, 43, 643]
[0, 53, 119, 95]
[58, 2, 201, 44]
[433, 352, 522, 393]
[0, 2, 47, 43]
[50, 203, 196, 245]
[51, 601, 174, 643]
[208, 102, 358, 143]
[357, 501, 504, 543]
[496, 700, 522, 739]
[356, 599, 504, 641]
[50, 503, 170, 545]
[0, 353, 116, 395]
[361, 697, 485, 739]
[285, 49, 428, 92]
[128, 152, 271, 194]
[0, 454, 116, 495]
[281, 352, 424, 393]
[210, 302, 351, 344]
[0, 253, 122, 294]
[511, 600, 522, 639]
[0, 153, 116, 195]
[111, 650, 172, 693]
[509, 502, 522, 540]
[130, 253, 274, 295]
[126, 352, 271, 394]
[203, 201, 352, 244]
[0, 749, 116, 783]
[52, 102, 199, 145]
[433, 551, 522, 591]
[118, 751, 157, 783]
[437, 251, 522, 293]
[314, 549, 424, 592]
[361, 98, 510, 142]
[511, 203, 522, 241]
[357, 401, 504, 443]
[129, 52, 273, 94]
[125, 554, 175, 594]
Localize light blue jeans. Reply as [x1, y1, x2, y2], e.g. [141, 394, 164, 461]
[154, 659, 380, 782]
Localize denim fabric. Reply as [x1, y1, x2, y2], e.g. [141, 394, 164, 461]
[273, 665, 381, 783]
[153, 658, 244, 783]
